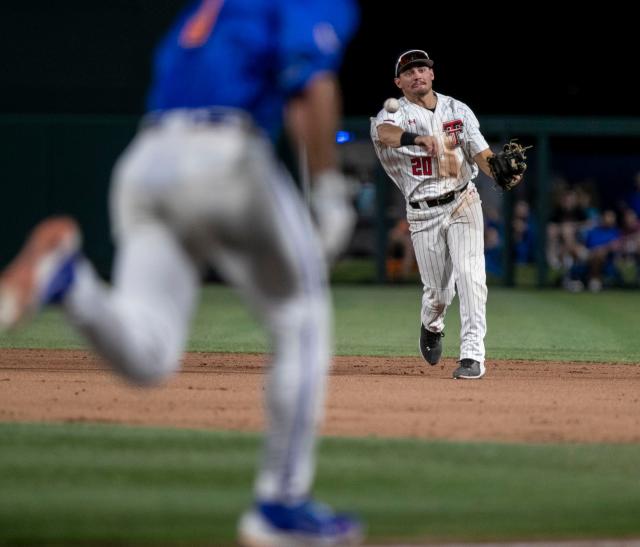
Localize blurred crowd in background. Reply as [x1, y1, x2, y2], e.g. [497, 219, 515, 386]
[539, 173, 640, 292]
[344, 166, 640, 292]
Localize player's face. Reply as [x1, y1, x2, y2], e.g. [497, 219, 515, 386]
[395, 66, 434, 97]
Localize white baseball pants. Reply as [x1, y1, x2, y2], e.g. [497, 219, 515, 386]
[407, 183, 487, 363]
[64, 112, 331, 502]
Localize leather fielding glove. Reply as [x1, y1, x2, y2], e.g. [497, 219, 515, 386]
[487, 140, 531, 191]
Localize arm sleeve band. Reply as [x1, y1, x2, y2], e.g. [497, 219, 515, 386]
[400, 132, 419, 147]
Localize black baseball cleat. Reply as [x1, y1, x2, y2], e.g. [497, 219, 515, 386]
[419, 324, 444, 365]
[452, 359, 486, 379]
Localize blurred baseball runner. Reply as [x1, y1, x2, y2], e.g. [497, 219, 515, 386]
[0, 0, 362, 545]
[370, 49, 526, 379]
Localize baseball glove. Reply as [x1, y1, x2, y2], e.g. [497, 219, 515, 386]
[487, 140, 531, 191]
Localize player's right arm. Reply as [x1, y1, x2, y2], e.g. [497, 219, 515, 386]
[377, 123, 439, 155]
[377, 123, 403, 147]
[286, 74, 340, 177]
[278, 0, 359, 262]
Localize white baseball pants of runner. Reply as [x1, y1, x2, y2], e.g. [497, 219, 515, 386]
[63, 112, 331, 503]
[407, 182, 487, 363]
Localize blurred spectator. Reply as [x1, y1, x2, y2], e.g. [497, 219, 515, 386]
[512, 199, 536, 264]
[574, 182, 600, 227]
[343, 164, 376, 220]
[618, 207, 640, 285]
[343, 165, 376, 257]
[620, 207, 640, 254]
[547, 186, 590, 276]
[484, 206, 503, 276]
[627, 171, 640, 218]
[386, 218, 417, 282]
[583, 209, 622, 292]
[355, 178, 376, 219]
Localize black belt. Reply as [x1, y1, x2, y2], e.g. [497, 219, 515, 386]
[409, 182, 469, 209]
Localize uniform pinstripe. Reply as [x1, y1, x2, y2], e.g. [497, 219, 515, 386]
[371, 91, 489, 364]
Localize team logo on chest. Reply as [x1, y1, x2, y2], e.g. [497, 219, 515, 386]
[442, 119, 464, 147]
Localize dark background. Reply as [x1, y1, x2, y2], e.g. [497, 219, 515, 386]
[0, 1, 638, 283]
[1, 1, 636, 118]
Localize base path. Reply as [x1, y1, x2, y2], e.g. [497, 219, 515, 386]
[1, 349, 640, 443]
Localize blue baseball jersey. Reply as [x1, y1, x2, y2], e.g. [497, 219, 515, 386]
[147, 0, 359, 141]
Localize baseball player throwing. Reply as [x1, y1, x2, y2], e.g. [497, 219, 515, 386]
[371, 49, 523, 380]
[0, 1, 361, 545]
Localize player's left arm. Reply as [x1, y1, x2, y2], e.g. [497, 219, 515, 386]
[462, 104, 507, 180]
[474, 148, 494, 177]
[465, 103, 525, 186]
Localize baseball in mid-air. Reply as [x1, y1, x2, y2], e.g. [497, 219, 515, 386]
[383, 98, 400, 113]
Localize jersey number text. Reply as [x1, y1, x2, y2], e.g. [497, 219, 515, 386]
[411, 156, 433, 176]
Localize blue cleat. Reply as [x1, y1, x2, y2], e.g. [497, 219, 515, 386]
[238, 498, 363, 546]
[0, 217, 80, 331]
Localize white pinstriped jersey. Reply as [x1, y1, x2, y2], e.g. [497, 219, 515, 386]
[370, 92, 489, 202]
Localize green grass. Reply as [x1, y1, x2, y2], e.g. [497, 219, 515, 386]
[2, 422, 640, 544]
[2, 286, 640, 544]
[2, 285, 640, 363]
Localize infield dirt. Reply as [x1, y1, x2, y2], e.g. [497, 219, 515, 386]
[2, 349, 640, 443]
